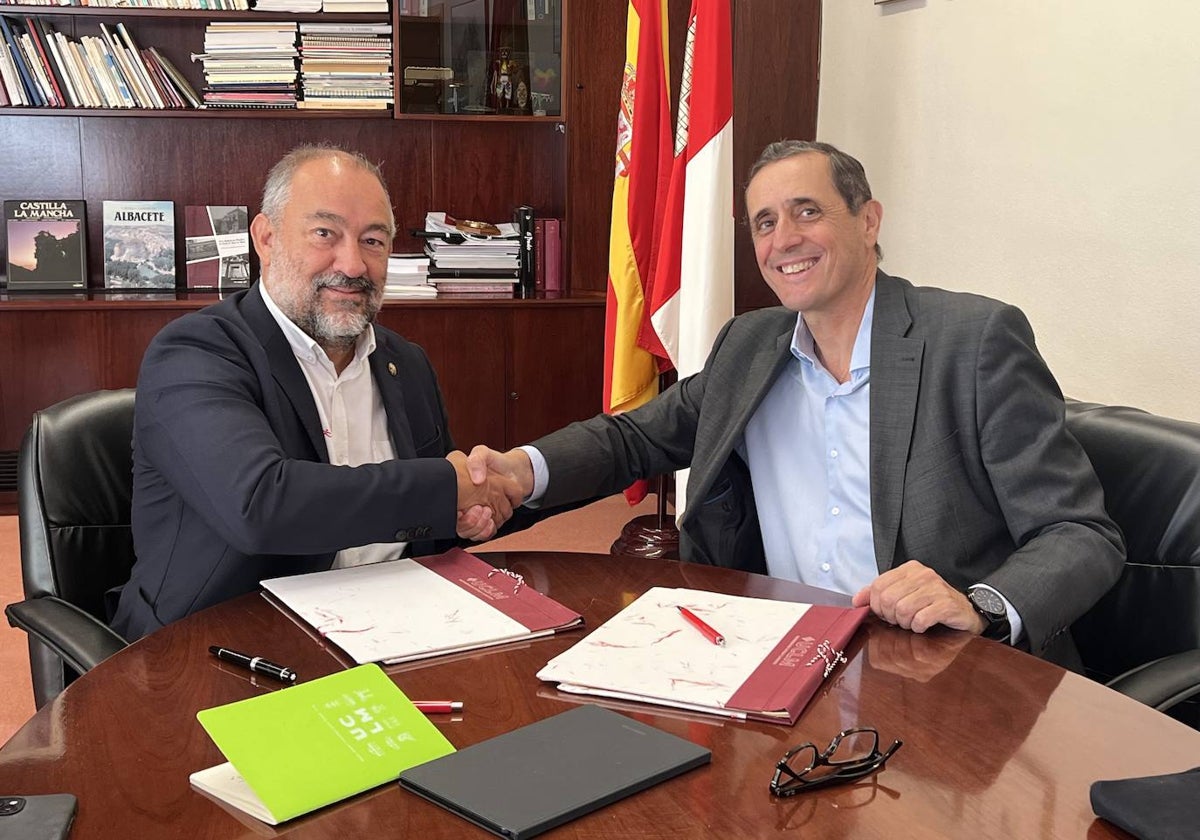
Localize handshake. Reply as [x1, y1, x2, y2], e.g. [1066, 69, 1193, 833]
[447, 446, 536, 541]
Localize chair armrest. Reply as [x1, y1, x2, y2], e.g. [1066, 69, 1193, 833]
[1106, 650, 1200, 713]
[5, 596, 128, 677]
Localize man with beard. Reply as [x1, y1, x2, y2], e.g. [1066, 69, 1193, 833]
[110, 145, 522, 640]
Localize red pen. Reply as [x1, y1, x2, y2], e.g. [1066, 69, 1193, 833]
[677, 606, 726, 647]
[413, 701, 464, 714]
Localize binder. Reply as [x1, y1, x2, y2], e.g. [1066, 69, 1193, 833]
[262, 548, 584, 665]
[538, 587, 868, 724]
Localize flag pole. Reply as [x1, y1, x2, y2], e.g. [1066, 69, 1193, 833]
[610, 370, 680, 560]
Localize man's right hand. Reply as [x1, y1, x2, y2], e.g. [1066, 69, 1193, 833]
[446, 451, 523, 532]
[466, 446, 535, 500]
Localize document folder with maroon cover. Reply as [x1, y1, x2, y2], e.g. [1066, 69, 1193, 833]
[537, 587, 867, 724]
[261, 548, 583, 665]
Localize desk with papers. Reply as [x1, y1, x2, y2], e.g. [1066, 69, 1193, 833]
[1, 551, 1197, 839]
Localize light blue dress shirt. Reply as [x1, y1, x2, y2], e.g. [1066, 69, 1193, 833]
[741, 291, 878, 593]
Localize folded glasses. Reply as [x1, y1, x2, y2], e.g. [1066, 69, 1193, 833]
[769, 726, 902, 797]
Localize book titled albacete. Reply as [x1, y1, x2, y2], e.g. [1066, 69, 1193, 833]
[538, 587, 868, 724]
[261, 548, 583, 665]
[102, 199, 176, 290]
[3, 199, 87, 290]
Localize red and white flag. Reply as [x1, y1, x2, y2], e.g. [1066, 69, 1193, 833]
[640, 0, 734, 515]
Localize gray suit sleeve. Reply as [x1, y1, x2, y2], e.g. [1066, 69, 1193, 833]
[972, 304, 1125, 653]
[530, 318, 744, 508]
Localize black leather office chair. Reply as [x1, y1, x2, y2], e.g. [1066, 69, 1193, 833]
[6, 389, 135, 709]
[1068, 400, 1200, 727]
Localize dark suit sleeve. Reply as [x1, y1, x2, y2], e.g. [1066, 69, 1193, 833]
[135, 318, 460, 557]
[971, 304, 1125, 654]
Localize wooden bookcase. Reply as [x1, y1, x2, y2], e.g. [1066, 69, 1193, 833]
[0, 0, 822, 509]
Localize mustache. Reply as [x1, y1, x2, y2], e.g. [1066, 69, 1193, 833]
[315, 272, 375, 292]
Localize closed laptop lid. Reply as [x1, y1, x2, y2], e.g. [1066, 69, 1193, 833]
[398, 704, 711, 840]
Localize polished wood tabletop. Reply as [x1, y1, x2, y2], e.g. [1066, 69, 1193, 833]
[1, 552, 1194, 839]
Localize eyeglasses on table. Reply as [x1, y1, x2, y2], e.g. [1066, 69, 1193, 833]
[769, 726, 902, 797]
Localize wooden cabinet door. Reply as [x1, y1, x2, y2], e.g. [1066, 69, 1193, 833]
[505, 303, 603, 447]
[375, 305, 508, 452]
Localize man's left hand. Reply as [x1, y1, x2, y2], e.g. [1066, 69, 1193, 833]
[456, 505, 497, 541]
[852, 560, 987, 635]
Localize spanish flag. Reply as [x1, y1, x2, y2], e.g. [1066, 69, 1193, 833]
[603, 0, 672, 503]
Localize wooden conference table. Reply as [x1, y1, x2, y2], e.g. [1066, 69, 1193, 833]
[2, 551, 1197, 839]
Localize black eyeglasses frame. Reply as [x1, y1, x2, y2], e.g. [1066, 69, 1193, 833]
[769, 726, 902, 797]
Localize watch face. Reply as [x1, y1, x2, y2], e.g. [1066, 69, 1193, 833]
[969, 587, 1005, 617]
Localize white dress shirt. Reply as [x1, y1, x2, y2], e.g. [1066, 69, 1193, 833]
[260, 283, 405, 566]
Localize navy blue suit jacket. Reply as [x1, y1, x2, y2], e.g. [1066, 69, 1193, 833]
[112, 284, 462, 639]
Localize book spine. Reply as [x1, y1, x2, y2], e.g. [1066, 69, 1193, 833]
[513, 204, 535, 299]
[64, 37, 102, 107]
[0, 40, 26, 105]
[18, 31, 56, 106]
[23, 17, 67, 106]
[0, 16, 43, 106]
[149, 46, 202, 108]
[116, 22, 165, 109]
[99, 22, 149, 107]
[544, 218, 562, 293]
[533, 218, 545, 293]
[33, 18, 79, 107]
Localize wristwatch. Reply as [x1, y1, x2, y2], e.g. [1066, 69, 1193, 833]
[967, 586, 1012, 642]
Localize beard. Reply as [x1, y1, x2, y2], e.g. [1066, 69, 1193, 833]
[269, 252, 383, 353]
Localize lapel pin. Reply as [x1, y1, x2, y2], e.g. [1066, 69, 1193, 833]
[387, 362, 397, 376]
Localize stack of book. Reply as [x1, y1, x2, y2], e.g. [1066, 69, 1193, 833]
[297, 21, 392, 110]
[0, 0, 248, 7]
[383, 253, 435, 298]
[194, 21, 298, 109]
[251, 0, 322, 12]
[322, 0, 388, 11]
[0, 16, 199, 109]
[422, 211, 520, 298]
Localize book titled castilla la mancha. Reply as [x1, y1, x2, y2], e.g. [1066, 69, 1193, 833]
[4, 199, 87, 290]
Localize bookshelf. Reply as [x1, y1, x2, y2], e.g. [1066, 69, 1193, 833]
[0, 0, 823, 509]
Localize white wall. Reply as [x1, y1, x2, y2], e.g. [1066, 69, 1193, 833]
[818, 0, 1200, 422]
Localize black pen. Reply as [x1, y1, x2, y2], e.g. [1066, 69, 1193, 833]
[209, 645, 298, 684]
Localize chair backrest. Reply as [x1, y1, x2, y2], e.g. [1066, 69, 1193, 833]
[1068, 401, 1200, 687]
[17, 388, 137, 706]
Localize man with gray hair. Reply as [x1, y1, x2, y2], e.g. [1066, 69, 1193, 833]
[467, 140, 1124, 666]
[112, 144, 522, 639]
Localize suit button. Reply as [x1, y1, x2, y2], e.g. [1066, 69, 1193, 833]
[395, 529, 411, 541]
[417, 526, 432, 539]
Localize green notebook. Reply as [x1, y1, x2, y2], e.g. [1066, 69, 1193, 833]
[191, 664, 455, 825]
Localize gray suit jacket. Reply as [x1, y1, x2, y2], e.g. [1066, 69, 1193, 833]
[534, 272, 1124, 659]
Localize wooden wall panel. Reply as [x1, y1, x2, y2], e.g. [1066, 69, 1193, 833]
[732, 0, 821, 312]
[78, 118, 435, 275]
[428, 121, 566, 229]
[564, 1, 625, 295]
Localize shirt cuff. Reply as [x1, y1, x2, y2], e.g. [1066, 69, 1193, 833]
[518, 445, 549, 506]
[973, 583, 1025, 646]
